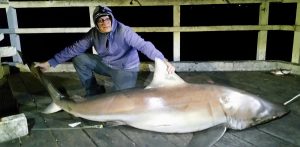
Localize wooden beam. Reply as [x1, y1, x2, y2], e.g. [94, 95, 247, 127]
[173, 5, 180, 61]
[89, 6, 97, 54]
[0, 25, 297, 34]
[1, 0, 300, 8]
[256, 2, 269, 60]
[292, 2, 300, 63]
[89, 6, 95, 27]
[45, 60, 300, 76]
[6, 6, 23, 63]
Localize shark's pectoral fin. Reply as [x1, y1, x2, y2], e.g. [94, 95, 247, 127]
[70, 95, 87, 102]
[188, 124, 227, 147]
[42, 102, 62, 114]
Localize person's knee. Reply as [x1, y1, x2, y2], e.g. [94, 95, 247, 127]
[72, 54, 89, 66]
[113, 72, 137, 91]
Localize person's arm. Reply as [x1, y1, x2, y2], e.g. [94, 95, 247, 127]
[124, 27, 175, 74]
[49, 32, 93, 67]
[35, 29, 94, 72]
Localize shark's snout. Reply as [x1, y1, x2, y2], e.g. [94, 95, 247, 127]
[261, 103, 289, 121]
[248, 100, 290, 129]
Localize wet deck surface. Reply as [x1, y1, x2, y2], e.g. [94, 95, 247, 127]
[1, 71, 300, 147]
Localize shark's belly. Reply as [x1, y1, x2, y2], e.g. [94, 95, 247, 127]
[72, 101, 227, 133]
[123, 88, 227, 133]
[125, 106, 227, 133]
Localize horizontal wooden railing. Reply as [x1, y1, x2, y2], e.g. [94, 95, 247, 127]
[0, 0, 299, 63]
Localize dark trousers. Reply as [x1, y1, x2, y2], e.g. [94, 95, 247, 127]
[72, 54, 138, 96]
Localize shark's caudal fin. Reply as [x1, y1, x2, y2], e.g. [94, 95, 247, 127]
[30, 64, 64, 114]
[146, 58, 186, 89]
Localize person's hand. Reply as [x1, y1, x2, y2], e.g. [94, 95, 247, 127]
[164, 59, 175, 74]
[34, 61, 50, 72]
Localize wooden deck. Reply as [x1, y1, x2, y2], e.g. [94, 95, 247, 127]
[1, 71, 300, 147]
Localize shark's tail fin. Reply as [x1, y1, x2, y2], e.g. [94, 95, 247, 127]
[30, 64, 64, 113]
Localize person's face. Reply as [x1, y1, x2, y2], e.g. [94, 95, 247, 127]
[97, 16, 112, 33]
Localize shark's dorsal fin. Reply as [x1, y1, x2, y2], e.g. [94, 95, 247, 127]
[145, 58, 186, 89]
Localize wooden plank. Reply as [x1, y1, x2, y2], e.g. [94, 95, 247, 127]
[288, 99, 300, 116]
[6, 7, 22, 63]
[257, 113, 300, 146]
[89, 6, 97, 54]
[44, 73, 83, 96]
[292, 31, 300, 63]
[256, 2, 269, 60]
[16, 61, 300, 74]
[0, 139, 20, 147]
[83, 126, 135, 147]
[42, 112, 96, 147]
[18, 73, 52, 112]
[118, 126, 178, 147]
[0, 25, 298, 34]
[21, 113, 56, 146]
[2, 0, 300, 8]
[228, 127, 296, 147]
[8, 74, 36, 112]
[83, 120, 191, 147]
[159, 133, 193, 147]
[292, 2, 300, 63]
[20, 130, 57, 147]
[214, 133, 254, 147]
[173, 5, 180, 61]
[18, 111, 54, 147]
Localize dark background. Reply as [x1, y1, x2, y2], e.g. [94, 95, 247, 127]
[0, 3, 297, 63]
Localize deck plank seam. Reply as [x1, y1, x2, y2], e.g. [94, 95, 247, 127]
[81, 129, 98, 147]
[118, 128, 138, 147]
[256, 126, 299, 146]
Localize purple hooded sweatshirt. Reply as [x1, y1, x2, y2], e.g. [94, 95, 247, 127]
[48, 6, 165, 71]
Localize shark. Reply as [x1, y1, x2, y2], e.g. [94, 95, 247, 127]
[30, 58, 289, 147]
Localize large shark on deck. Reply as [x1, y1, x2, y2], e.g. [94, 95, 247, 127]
[30, 58, 289, 147]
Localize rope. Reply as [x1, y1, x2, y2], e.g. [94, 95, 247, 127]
[31, 125, 104, 131]
[283, 93, 300, 106]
